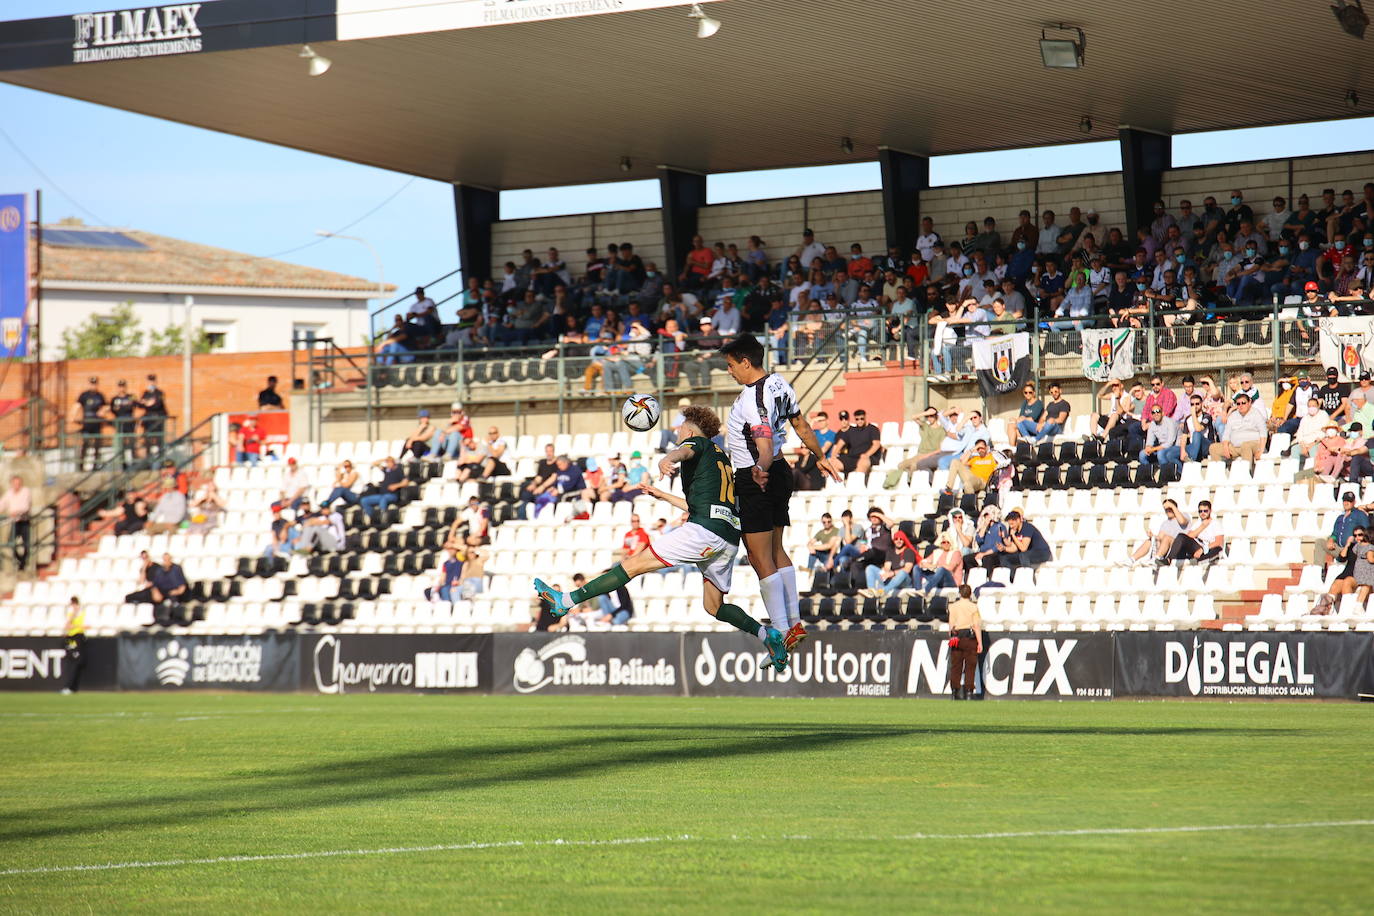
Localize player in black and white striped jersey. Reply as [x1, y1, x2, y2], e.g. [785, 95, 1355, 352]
[720, 335, 842, 659]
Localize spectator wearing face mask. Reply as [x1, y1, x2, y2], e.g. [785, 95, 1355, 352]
[1292, 397, 1333, 459]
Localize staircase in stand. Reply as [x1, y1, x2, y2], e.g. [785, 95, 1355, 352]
[1210, 563, 1306, 628]
[817, 361, 917, 428]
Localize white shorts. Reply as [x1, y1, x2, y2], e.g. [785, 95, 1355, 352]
[647, 521, 738, 593]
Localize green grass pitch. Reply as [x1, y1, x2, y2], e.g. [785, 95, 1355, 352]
[0, 694, 1370, 913]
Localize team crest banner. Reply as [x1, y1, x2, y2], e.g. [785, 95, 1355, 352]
[1318, 316, 1374, 381]
[972, 332, 1030, 398]
[0, 194, 26, 359]
[1081, 328, 1134, 382]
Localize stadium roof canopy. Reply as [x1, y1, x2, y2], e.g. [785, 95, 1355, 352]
[0, 0, 1368, 191]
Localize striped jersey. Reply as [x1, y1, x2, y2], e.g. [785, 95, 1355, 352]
[725, 373, 799, 470]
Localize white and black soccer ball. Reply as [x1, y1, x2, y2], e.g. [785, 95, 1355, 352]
[621, 394, 662, 431]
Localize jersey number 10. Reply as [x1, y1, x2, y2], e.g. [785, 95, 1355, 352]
[716, 461, 736, 504]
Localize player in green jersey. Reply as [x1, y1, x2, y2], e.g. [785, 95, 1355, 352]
[534, 405, 788, 670]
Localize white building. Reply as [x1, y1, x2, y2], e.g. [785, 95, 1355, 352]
[35, 223, 393, 358]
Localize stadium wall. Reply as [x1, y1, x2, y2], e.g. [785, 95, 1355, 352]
[8, 631, 1370, 700]
[483, 150, 1374, 266]
[490, 208, 666, 278]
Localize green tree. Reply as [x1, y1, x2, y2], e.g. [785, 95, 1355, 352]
[57, 301, 144, 360]
[145, 323, 216, 357]
[58, 302, 220, 359]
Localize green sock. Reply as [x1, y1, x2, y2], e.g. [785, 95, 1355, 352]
[715, 603, 764, 638]
[570, 565, 631, 604]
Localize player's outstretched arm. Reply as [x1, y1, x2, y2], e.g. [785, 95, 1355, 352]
[637, 480, 689, 512]
[789, 414, 843, 481]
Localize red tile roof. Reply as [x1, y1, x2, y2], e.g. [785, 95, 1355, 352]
[37, 226, 396, 294]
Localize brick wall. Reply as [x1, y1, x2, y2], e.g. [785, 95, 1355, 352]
[0, 350, 306, 437]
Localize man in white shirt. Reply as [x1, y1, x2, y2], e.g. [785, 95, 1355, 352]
[848, 286, 881, 360]
[711, 298, 742, 336]
[1208, 393, 1267, 463]
[1164, 500, 1225, 563]
[281, 457, 311, 509]
[916, 217, 941, 262]
[796, 228, 826, 270]
[408, 286, 436, 317]
[0, 475, 32, 568]
[1036, 210, 1063, 256]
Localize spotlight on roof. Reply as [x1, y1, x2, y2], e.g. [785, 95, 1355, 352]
[1078, 116, 1093, 134]
[688, 4, 721, 39]
[619, 156, 633, 172]
[840, 136, 854, 154]
[1332, 1, 1369, 39]
[1039, 24, 1085, 68]
[1347, 89, 1362, 108]
[299, 44, 331, 77]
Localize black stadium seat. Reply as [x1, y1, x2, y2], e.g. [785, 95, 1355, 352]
[1086, 464, 1109, 488]
[1134, 463, 1157, 487]
[1057, 441, 1079, 465]
[1039, 465, 1062, 489]
[1033, 442, 1055, 466]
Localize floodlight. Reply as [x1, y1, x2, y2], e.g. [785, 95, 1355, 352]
[688, 4, 721, 39]
[300, 44, 331, 77]
[1039, 25, 1085, 68]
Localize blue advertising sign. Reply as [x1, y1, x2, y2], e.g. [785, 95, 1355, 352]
[0, 194, 28, 358]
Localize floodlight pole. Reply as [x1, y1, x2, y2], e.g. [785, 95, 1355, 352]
[183, 295, 193, 435]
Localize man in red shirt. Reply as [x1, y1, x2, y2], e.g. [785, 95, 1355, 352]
[847, 243, 874, 280]
[679, 235, 713, 290]
[1141, 375, 1177, 430]
[622, 513, 651, 559]
[240, 416, 262, 466]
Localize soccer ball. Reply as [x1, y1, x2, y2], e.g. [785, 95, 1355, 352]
[621, 394, 661, 431]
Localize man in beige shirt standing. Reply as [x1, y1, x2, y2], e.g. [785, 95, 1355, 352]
[946, 584, 984, 700]
[0, 475, 32, 569]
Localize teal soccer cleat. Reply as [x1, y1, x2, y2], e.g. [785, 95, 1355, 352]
[533, 578, 572, 618]
[763, 626, 788, 672]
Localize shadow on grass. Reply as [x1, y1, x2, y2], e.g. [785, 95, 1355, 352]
[0, 722, 1298, 845]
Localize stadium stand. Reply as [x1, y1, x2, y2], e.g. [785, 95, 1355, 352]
[9, 177, 1374, 640]
[4, 414, 1371, 639]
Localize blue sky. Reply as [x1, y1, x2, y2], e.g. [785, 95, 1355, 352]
[3, 1, 1373, 301]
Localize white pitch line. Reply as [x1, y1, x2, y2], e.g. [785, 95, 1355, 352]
[3, 820, 1371, 878]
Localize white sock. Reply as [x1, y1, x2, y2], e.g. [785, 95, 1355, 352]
[759, 572, 790, 632]
[779, 565, 800, 627]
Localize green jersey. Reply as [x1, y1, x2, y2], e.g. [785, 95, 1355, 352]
[679, 436, 741, 544]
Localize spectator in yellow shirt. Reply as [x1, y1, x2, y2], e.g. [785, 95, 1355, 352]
[944, 439, 998, 495]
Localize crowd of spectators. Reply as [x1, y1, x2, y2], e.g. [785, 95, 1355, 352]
[364, 181, 1374, 392]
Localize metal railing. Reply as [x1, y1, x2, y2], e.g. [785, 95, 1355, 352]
[1, 414, 216, 576]
[302, 291, 1322, 444]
